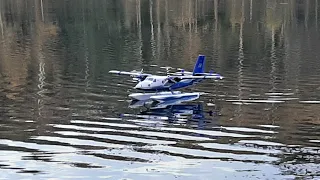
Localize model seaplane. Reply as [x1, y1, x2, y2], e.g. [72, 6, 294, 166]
[109, 55, 223, 102]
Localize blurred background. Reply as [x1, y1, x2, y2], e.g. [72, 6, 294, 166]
[0, 0, 319, 179]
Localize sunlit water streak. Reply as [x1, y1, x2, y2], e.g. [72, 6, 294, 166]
[0, 0, 320, 179]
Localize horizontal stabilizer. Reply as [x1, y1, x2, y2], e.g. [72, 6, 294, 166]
[170, 75, 223, 80]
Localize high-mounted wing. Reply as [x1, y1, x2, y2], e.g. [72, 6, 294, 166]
[169, 71, 193, 76]
[109, 70, 152, 81]
[109, 70, 151, 77]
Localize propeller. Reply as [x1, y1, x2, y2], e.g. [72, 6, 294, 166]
[181, 69, 185, 76]
[163, 76, 177, 85]
[130, 69, 145, 81]
[160, 66, 173, 76]
[176, 68, 185, 75]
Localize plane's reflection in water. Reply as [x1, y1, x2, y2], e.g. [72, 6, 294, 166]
[121, 97, 218, 129]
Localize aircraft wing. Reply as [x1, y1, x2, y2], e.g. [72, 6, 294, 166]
[170, 75, 224, 80]
[109, 70, 151, 77]
[169, 71, 193, 76]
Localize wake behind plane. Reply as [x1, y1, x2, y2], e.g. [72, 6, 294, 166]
[109, 55, 223, 92]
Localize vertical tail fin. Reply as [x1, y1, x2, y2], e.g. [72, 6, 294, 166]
[193, 55, 205, 75]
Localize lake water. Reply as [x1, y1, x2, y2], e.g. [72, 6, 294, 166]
[0, 0, 320, 179]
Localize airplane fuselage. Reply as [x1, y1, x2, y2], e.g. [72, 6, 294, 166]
[134, 75, 200, 91]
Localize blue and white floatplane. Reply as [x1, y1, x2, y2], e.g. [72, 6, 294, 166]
[109, 54, 223, 103]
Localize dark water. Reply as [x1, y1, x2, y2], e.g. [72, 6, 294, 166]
[0, 0, 320, 179]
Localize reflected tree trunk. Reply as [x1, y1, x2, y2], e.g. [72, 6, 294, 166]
[195, 0, 197, 33]
[305, 0, 309, 29]
[213, 0, 218, 58]
[238, 0, 245, 96]
[82, 0, 90, 89]
[188, 0, 192, 32]
[316, 0, 318, 29]
[40, 0, 44, 22]
[136, 0, 142, 63]
[34, 0, 46, 117]
[235, 0, 245, 124]
[214, 0, 218, 29]
[165, 0, 170, 57]
[250, 0, 253, 22]
[270, 28, 276, 92]
[0, 9, 3, 37]
[156, 0, 161, 61]
[188, 0, 192, 54]
[269, 26, 277, 125]
[149, 0, 155, 57]
[181, 1, 185, 30]
[290, 1, 296, 28]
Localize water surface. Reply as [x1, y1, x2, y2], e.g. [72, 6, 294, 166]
[0, 0, 320, 179]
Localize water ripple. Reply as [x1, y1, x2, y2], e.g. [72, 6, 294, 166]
[1, 0, 320, 179]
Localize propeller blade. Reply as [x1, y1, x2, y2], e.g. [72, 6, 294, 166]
[181, 69, 185, 75]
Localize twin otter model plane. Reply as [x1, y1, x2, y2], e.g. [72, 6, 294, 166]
[109, 55, 223, 104]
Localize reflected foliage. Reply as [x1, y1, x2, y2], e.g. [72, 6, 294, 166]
[0, 0, 320, 179]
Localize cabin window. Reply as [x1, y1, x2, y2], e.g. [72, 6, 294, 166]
[153, 79, 156, 82]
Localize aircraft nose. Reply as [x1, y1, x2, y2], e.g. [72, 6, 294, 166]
[134, 83, 142, 89]
[134, 84, 140, 89]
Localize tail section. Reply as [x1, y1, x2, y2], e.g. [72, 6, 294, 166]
[193, 55, 205, 75]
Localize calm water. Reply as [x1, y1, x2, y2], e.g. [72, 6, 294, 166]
[0, 0, 320, 179]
